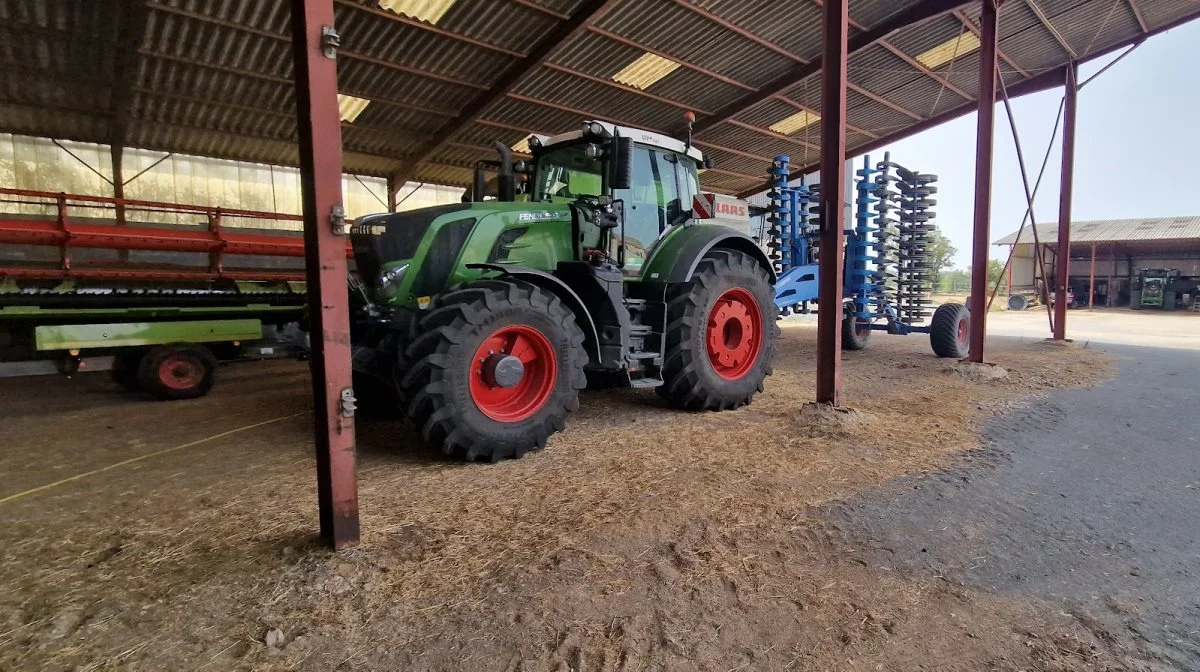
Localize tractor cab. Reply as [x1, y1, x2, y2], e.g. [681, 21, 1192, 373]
[525, 121, 704, 273]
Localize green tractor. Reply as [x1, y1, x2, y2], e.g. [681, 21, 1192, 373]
[1131, 268, 1196, 310]
[349, 121, 778, 461]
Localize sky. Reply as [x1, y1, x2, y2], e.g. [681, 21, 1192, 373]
[868, 18, 1200, 269]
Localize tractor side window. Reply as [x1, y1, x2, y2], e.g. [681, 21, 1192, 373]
[616, 146, 681, 272]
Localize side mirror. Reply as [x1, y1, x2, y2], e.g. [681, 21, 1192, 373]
[610, 136, 634, 190]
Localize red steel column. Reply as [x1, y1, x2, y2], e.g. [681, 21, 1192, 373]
[968, 0, 1001, 362]
[1053, 61, 1078, 338]
[290, 0, 360, 549]
[1088, 242, 1096, 309]
[816, 0, 849, 405]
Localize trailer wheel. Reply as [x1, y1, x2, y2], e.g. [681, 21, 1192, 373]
[137, 344, 217, 400]
[658, 249, 778, 411]
[400, 280, 586, 462]
[110, 349, 144, 390]
[929, 303, 970, 358]
[841, 314, 871, 351]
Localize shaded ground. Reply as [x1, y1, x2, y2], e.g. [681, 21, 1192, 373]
[828, 342, 1200, 671]
[0, 326, 1126, 670]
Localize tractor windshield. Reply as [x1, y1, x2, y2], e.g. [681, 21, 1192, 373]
[533, 144, 604, 203]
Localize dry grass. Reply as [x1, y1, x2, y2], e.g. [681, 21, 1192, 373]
[0, 325, 1115, 670]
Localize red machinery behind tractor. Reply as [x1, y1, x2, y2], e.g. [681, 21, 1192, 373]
[0, 188, 321, 398]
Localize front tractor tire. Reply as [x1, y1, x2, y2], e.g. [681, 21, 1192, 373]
[400, 280, 586, 462]
[659, 249, 779, 410]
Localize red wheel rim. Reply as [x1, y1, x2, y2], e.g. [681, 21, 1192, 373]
[469, 325, 557, 422]
[957, 318, 969, 345]
[158, 354, 202, 391]
[706, 288, 763, 380]
[855, 321, 870, 338]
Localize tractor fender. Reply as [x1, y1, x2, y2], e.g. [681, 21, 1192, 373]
[642, 225, 776, 284]
[465, 263, 601, 362]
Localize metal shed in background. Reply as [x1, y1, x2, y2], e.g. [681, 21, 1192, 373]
[995, 217, 1200, 307]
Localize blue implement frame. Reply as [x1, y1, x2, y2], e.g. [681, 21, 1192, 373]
[770, 154, 931, 336]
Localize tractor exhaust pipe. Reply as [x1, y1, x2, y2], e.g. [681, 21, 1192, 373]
[472, 162, 487, 203]
[493, 141, 515, 202]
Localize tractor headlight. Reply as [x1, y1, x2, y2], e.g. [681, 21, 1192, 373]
[375, 264, 409, 300]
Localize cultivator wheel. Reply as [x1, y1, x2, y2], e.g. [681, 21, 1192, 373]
[400, 280, 586, 462]
[929, 303, 970, 358]
[658, 249, 778, 410]
[137, 343, 217, 400]
[840, 315, 872, 351]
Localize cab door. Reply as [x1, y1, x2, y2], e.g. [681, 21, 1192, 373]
[615, 146, 698, 275]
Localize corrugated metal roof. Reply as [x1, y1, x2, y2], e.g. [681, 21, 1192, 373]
[0, 0, 1195, 196]
[994, 217, 1200, 245]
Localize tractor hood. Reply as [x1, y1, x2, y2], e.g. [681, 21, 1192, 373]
[350, 204, 471, 286]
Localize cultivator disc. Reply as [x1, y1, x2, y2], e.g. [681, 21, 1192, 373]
[871, 157, 938, 326]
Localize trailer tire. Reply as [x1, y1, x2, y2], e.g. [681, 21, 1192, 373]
[929, 303, 970, 358]
[841, 314, 871, 351]
[111, 349, 144, 390]
[658, 249, 778, 411]
[137, 344, 217, 400]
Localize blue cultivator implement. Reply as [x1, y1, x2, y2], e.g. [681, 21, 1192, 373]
[762, 154, 970, 358]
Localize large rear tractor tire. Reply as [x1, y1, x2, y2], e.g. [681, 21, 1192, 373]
[929, 303, 970, 358]
[658, 249, 778, 410]
[137, 343, 217, 400]
[841, 314, 871, 351]
[401, 280, 586, 462]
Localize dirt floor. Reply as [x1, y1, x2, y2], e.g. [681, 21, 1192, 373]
[0, 325, 1123, 671]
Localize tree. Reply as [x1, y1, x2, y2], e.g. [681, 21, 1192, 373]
[927, 229, 957, 288]
[960, 259, 1008, 297]
[938, 268, 970, 294]
[987, 259, 1004, 291]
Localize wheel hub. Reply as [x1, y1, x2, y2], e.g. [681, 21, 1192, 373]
[706, 288, 762, 380]
[469, 325, 557, 422]
[482, 353, 524, 389]
[158, 356, 201, 390]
